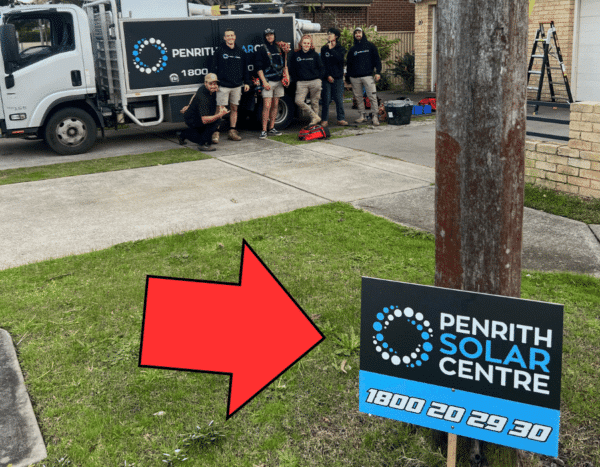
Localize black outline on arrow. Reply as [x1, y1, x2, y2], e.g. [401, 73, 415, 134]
[138, 239, 325, 420]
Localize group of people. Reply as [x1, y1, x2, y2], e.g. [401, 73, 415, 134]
[177, 26, 382, 151]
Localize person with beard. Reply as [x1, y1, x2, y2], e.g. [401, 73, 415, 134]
[320, 28, 347, 127]
[289, 34, 324, 126]
[346, 27, 382, 125]
[255, 28, 288, 139]
[209, 28, 250, 142]
[177, 74, 229, 152]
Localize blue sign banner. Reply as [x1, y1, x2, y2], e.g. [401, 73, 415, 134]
[360, 371, 560, 455]
[359, 278, 563, 457]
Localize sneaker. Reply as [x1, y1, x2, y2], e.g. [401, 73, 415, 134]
[199, 142, 216, 152]
[228, 129, 242, 141]
[212, 132, 219, 144]
[176, 131, 186, 145]
[337, 120, 348, 126]
[259, 130, 268, 139]
[267, 128, 282, 136]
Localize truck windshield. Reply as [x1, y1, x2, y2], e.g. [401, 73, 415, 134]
[4, 11, 75, 70]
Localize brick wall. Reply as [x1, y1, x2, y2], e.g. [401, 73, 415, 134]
[413, 0, 576, 96]
[368, 0, 415, 32]
[527, 0, 575, 102]
[298, 0, 414, 32]
[413, 0, 436, 92]
[525, 102, 600, 199]
[298, 7, 368, 31]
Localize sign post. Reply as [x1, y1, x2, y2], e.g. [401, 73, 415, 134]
[359, 278, 563, 457]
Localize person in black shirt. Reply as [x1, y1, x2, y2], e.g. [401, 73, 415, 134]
[320, 28, 347, 126]
[177, 74, 229, 152]
[209, 29, 250, 142]
[346, 27, 382, 125]
[255, 28, 287, 139]
[289, 34, 324, 126]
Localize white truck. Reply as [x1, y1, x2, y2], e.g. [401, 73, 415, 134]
[0, 0, 319, 154]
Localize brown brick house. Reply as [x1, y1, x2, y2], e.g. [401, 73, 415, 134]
[295, 0, 415, 32]
[413, 0, 600, 102]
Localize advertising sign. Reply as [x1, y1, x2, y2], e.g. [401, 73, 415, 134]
[359, 278, 563, 456]
[121, 15, 294, 91]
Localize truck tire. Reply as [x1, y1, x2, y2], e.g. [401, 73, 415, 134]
[44, 107, 97, 155]
[256, 94, 295, 130]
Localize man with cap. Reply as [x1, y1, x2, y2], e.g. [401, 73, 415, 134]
[346, 27, 382, 125]
[177, 73, 230, 152]
[255, 27, 287, 139]
[208, 28, 251, 142]
[320, 27, 347, 126]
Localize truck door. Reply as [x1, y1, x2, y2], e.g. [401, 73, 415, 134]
[0, 8, 88, 133]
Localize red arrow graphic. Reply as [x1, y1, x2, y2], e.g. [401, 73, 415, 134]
[139, 239, 325, 419]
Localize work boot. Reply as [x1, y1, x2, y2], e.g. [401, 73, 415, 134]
[309, 113, 321, 126]
[228, 129, 242, 141]
[199, 142, 216, 152]
[372, 114, 379, 126]
[212, 132, 220, 144]
[355, 113, 367, 124]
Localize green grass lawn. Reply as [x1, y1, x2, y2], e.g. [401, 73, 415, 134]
[1, 203, 598, 467]
[0, 148, 211, 187]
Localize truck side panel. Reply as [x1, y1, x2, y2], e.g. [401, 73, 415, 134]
[120, 15, 294, 93]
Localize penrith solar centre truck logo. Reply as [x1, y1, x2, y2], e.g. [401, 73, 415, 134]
[132, 37, 169, 74]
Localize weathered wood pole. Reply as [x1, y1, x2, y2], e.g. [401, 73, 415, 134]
[435, 0, 528, 465]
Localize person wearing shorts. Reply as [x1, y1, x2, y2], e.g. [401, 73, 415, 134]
[255, 28, 288, 139]
[209, 28, 250, 141]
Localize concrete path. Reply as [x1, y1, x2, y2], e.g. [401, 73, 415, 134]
[0, 117, 598, 467]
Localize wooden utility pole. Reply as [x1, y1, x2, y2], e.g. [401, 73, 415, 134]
[434, 0, 528, 465]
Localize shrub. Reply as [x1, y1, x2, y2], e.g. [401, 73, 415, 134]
[392, 51, 415, 92]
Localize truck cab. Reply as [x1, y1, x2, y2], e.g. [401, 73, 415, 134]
[0, 4, 101, 154]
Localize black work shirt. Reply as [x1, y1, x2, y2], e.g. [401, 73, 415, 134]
[184, 85, 216, 127]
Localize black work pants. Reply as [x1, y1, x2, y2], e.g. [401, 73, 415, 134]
[181, 120, 220, 145]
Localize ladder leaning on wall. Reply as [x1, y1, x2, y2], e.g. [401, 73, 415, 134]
[527, 21, 573, 114]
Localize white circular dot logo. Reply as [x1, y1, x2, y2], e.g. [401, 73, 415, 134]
[372, 305, 434, 368]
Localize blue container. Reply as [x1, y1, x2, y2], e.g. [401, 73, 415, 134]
[423, 105, 432, 114]
[412, 106, 424, 116]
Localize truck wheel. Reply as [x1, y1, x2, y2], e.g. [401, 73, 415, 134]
[256, 94, 295, 130]
[44, 108, 97, 155]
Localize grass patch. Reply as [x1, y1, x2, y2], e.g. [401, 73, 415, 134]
[0, 148, 211, 186]
[1, 203, 598, 466]
[524, 183, 600, 224]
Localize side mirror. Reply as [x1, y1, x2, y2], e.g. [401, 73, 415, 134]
[1, 24, 22, 77]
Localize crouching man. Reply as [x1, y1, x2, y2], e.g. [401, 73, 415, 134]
[177, 73, 230, 152]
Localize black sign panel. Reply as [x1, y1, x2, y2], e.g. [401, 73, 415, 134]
[121, 15, 294, 91]
[360, 278, 563, 410]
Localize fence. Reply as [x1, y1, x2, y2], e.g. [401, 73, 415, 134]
[311, 31, 414, 86]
